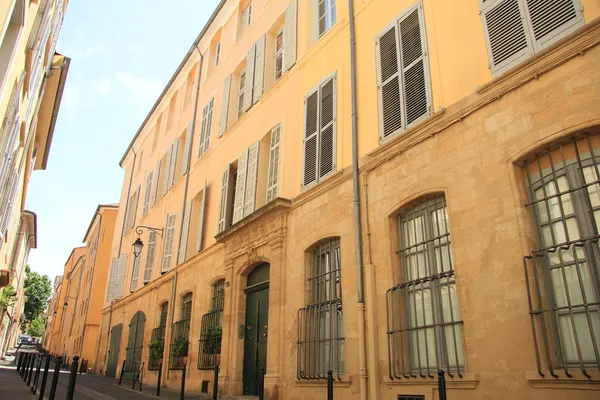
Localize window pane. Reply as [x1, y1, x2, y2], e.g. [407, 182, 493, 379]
[551, 261, 598, 307]
[558, 312, 600, 363]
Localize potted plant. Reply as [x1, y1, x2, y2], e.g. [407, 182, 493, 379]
[171, 337, 189, 359]
[202, 325, 222, 365]
[148, 336, 164, 361]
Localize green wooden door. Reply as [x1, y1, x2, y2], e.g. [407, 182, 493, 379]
[124, 311, 146, 380]
[106, 324, 122, 377]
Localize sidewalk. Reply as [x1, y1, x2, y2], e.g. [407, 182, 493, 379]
[0, 364, 37, 399]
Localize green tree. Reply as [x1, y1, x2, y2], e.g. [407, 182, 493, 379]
[0, 284, 18, 327]
[23, 266, 52, 326]
[27, 317, 45, 337]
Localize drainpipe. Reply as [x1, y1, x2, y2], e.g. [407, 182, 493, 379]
[167, 43, 203, 382]
[67, 257, 85, 358]
[79, 212, 103, 360]
[348, 1, 368, 399]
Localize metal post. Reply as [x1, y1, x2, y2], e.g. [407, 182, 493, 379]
[38, 356, 51, 400]
[327, 370, 333, 400]
[180, 364, 186, 400]
[157, 362, 162, 396]
[212, 366, 219, 400]
[66, 356, 79, 400]
[259, 367, 265, 400]
[32, 354, 43, 392]
[118, 359, 126, 386]
[21, 353, 28, 379]
[28, 354, 36, 386]
[49, 356, 62, 400]
[437, 370, 447, 400]
[16, 352, 23, 373]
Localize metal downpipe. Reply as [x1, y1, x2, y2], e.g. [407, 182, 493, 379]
[348, 0, 368, 399]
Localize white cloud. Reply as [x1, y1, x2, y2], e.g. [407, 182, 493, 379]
[125, 43, 141, 52]
[61, 84, 79, 119]
[117, 72, 163, 112]
[86, 43, 106, 58]
[92, 78, 112, 95]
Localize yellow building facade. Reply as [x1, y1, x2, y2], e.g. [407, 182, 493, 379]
[93, 0, 600, 399]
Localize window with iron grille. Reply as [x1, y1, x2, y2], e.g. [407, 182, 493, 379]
[170, 294, 192, 370]
[297, 238, 344, 379]
[522, 134, 600, 377]
[198, 280, 225, 370]
[387, 195, 464, 379]
[149, 302, 168, 370]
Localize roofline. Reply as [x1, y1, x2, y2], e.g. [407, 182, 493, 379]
[41, 54, 71, 170]
[119, 0, 227, 167]
[64, 246, 86, 268]
[82, 204, 119, 243]
[22, 210, 37, 249]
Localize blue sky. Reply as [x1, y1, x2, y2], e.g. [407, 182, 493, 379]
[26, 0, 220, 281]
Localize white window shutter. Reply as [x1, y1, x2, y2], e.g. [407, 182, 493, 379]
[181, 122, 193, 176]
[163, 146, 173, 195]
[481, 0, 533, 75]
[143, 171, 153, 215]
[122, 195, 131, 237]
[283, 0, 298, 72]
[169, 138, 179, 188]
[161, 213, 177, 272]
[253, 35, 266, 103]
[303, 90, 319, 186]
[178, 200, 192, 265]
[143, 231, 157, 283]
[266, 125, 281, 203]
[219, 75, 232, 136]
[319, 77, 336, 179]
[106, 257, 120, 301]
[244, 141, 260, 216]
[196, 182, 207, 253]
[399, 6, 431, 127]
[244, 45, 256, 112]
[114, 254, 128, 300]
[233, 148, 249, 224]
[151, 160, 160, 206]
[523, 0, 584, 50]
[198, 99, 214, 158]
[130, 186, 140, 229]
[376, 23, 403, 139]
[217, 165, 230, 233]
[130, 256, 140, 292]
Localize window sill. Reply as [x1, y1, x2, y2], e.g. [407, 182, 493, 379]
[383, 372, 479, 389]
[526, 370, 600, 390]
[295, 375, 352, 387]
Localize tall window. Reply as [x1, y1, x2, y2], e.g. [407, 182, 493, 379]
[170, 293, 192, 370]
[523, 134, 600, 374]
[215, 42, 221, 66]
[198, 280, 225, 369]
[481, 0, 584, 76]
[274, 30, 284, 82]
[198, 98, 214, 158]
[149, 302, 168, 370]
[387, 195, 464, 379]
[130, 255, 141, 292]
[182, 293, 193, 321]
[237, 71, 246, 119]
[318, 0, 336, 37]
[297, 238, 344, 379]
[241, 3, 252, 34]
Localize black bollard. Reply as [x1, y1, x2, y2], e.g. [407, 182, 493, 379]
[157, 362, 162, 396]
[118, 359, 126, 386]
[65, 356, 79, 400]
[16, 352, 23, 374]
[258, 367, 265, 400]
[180, 364, 186, 400]
[23, 353, 31, 382]
[327, 370, 333, 400]
[32, 355, 43, 392]
[21, 353, 28, 379]
[212, 365, 219, 400]
[48, 356, 62, 400]
[27, 354, 36, 386]
[437, 370, 447, 400]
[38, 356, 51, 400]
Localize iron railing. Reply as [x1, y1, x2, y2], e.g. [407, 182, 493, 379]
[169, 320, 190, 370]
[148, 326, 165, 371]
[197, 310, 223, 370]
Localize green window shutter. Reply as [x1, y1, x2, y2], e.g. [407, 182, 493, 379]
[266, 125, 281, 203]
[283, 0, 298, 72]
[244, 141, 261, 216]
[318, 76, 336, 179]
[253, 35, 266, 103]
[196, 182, 207, 253]
[217, 164, 230, 234]
[302, 90, 319, 186]
[219, 75, 232, 136]
[232, 148, 249, 224]
[178, 200, 192, 265]
[143, 231, 157, 283]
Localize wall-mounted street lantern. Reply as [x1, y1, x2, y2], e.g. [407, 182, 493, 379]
[133, 226, 164, 258]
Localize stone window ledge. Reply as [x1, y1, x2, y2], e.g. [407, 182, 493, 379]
[295, 375, 352, 388]
[383, 372, 479, 389]
[526, 370, 600, 390]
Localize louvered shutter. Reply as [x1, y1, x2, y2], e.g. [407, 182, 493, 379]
[202, 99, 214, 154]
[244, 141, 260, 216]
[114, 254, 128, 299]
[178, 200, 192, 265]
[0, 74, 24, 190]
[161, 213, 177, 272]
[0, 170, 19, 234]
[169, 138, 179, 188]
[253, 35, 266, 103]
[376, 24, 402, 139]
[283, 0, 298, 72]
[481, 0, 533, 75]
[130, 186, 140, 229]
[26, 0, 49, 50]
[266, 125, 281, 203]
[217, 165, 230, 233]
[244, 45, 256, 112]
[523, 0, 583, 50]
[196, 183, 207, 253]
[233, 149, 249, 224]
[151, 160, 161, 206]
[319, 77, 335, 178]
[219, 75, 232, 136]
[130, 256, 140, 292]
[143, 231, 157, 283]
[399, 6, 431, 127]
[163, 147, 173, 195]
[122, 195, 131, 237]
[181, 123, 193, 176]
[303, 90, 319, 186]
[107, 257, 120, 301]
[143, 171, 153, 215]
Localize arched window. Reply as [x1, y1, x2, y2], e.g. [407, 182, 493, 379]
[198, 280, 225, 370]
[170, 293, 192, 370]
[522, 133, 600, 374]
[181, 293, 193, 321]
[297, 238, 344, 379]
[387, 194, 464, 379]
[149, 302, 168, 371]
